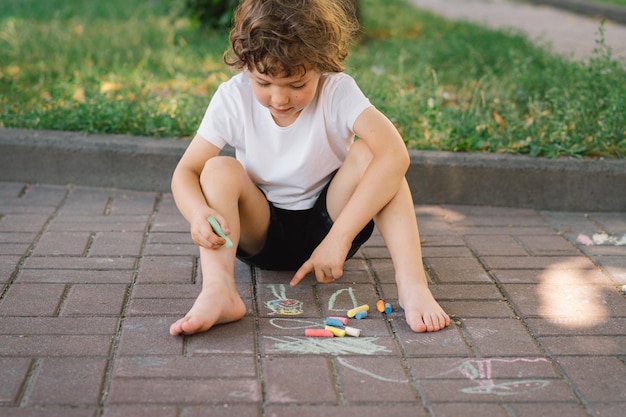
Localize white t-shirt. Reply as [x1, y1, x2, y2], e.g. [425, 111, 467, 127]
[197, 71, 372, 210]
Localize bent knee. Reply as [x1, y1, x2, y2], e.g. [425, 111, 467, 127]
[200, 156, 245, 184]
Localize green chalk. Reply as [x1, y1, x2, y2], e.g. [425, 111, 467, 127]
[207, 216, 233, 248]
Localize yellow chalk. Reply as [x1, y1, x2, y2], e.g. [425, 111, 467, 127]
[346, 304, 369, 318]
[325, 325, 346, 337]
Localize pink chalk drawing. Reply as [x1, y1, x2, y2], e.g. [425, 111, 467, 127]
[455, 358, 551, 396]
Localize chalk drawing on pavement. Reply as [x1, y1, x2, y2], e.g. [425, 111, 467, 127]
[265, 284, 303, 315]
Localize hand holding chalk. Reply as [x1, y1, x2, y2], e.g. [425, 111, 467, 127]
[207, 216, 233, 248]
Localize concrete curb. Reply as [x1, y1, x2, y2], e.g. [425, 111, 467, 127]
[525, 0, 626, 25]
[1, 127, 624, 211]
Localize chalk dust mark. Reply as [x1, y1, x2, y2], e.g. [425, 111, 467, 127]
[264, 336, 391, 355]
[451, 358, 551, 396]
[327, 287, 358, 312]
[336, 357, 407, 383]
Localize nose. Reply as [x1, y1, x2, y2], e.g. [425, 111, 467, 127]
[271, 89, 290, 107]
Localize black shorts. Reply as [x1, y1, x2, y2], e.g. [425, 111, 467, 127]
[236, 181, 375, 271]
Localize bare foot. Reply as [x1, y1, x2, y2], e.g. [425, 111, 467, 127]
[169, 283, 246, 336]
[399, 282, 450, 333]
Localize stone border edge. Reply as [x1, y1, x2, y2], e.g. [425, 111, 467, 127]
[1, 128, 624, 211]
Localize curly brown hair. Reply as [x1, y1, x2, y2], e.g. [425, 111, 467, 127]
[224, 0, 359, 77]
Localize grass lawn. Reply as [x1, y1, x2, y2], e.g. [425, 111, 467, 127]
[0, 0, 624, 158]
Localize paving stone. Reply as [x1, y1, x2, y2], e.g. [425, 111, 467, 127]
[428, 403, 509, 417]
[516, 235, 581, 256]
[0, 317, 119, 335]
[0, 233, 37, 244]
[0, 335, 113, 356]
[587, 402, 626, 417]
[136, 256, 196, 284]
[368, 258, 397, 284]
[421, 246, 475, 257]
[419, 378, 577, 403]
[394, 324, 471, 357]
[117, 317, 182, 356]
[102, 406, 179, 417]
[16, 269, 134, 284]
[264, 357, 336, 403]
[113, 355, 257, 379]
[539, 336, 626, 356]
[188, 317, 256, 355]
[491, 268, 614, 285]
[265, 405, 429, 417]
[107, 191, 157, 215]
[106, 378, 261, 405]
[0, 283, 66, 316]
[461, 318, 544, 356]
[501, 283, 626, 318]
[150, 214, 189, 233]
[556, 356, 626, 402]
[0, 357, 32, 405]
[481, 255, 597, 270]
[27, 358, 108, 406]
[333, 356, 417, 402]
[0, 214, 51, 233]
[504, 402, 590, 417]
[407, 356, 559, 380]
[595, 255, 626, 284]
[424, 257, 492, 283]
[48, 216, 150, 232]
[31, 232, 92, 256]
[89, 231, 145, 256]
[21, 256, 136, 270]
[525, 317, 626, 336]
[0, 243, 32, 256]
[463, 235, 529, 256]
[0, 407, 97, 417]
[182, 405, 261, 417]
[60, 284, 128, 316]
[429, 283, 504, 301]
[440, 300, 516, 318]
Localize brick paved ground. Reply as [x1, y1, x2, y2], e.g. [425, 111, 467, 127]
[1, 182, 624, 417]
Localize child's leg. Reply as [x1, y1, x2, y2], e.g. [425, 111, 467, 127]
[170, 157, 270, 336]
[373, 177, 450, 332]
[327, 141, 450, 333]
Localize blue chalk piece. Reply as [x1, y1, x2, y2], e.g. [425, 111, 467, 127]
[325, 317, 345, 328]
[355, 311, 368, 320]
[384, 303, 392, 314]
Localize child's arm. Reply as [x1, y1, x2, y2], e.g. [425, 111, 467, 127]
[291, 106, 409, 286]
[171, 135, 228, 248]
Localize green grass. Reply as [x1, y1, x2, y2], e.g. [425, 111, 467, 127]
[590, 0, 626, 6]
[1, 0, 624, 158]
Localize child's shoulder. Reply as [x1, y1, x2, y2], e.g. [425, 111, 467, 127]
[319, 72, 360, 95]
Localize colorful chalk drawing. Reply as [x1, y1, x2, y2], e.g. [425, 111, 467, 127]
[445, 358, 551, 396]
[264, 284, 303, 315]
[577, 233, 626, 246]
[264, 287, 393, 355]
[264, 335, 391, 355]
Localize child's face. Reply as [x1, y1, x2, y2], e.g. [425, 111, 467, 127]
[249, 69, 321, 127]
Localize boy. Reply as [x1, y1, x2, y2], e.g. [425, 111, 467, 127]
[169, 0, 450, 336]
